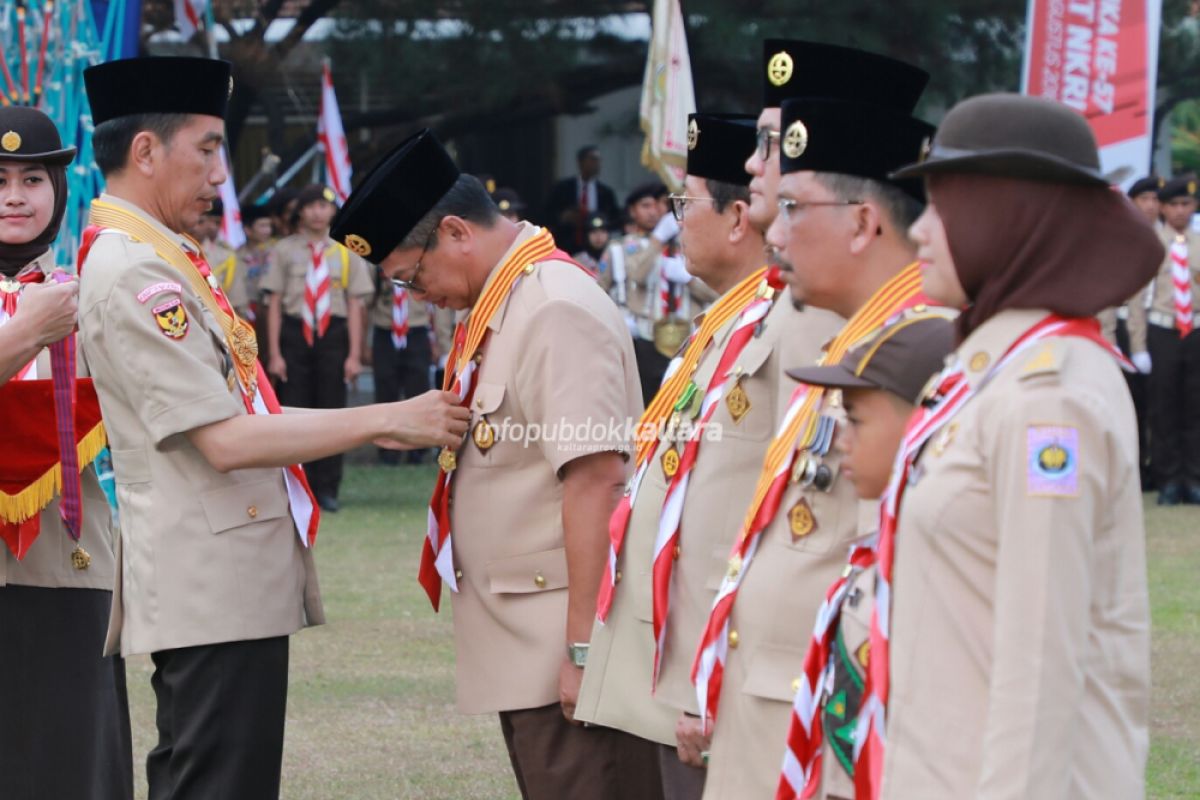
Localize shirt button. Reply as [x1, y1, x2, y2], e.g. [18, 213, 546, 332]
[791, 677, 802, 694]
[615, 570, 623, 583]
[534, 572, 547, 589]
[455, 569, 464, 580]
[247, 506, 258, 519]
[673, 545, 681, 560]
[728, 630, 739, 649]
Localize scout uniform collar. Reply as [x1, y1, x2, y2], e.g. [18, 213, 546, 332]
[950, 308, 1058, 392]
[480, 221, 539, 334]
[94, 193, 195, 252]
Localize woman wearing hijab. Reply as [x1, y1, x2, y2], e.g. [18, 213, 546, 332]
[857, 94, 1161, 800]
[0, 105, 133, 799]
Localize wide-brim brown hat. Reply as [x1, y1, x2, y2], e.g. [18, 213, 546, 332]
[0, 106, 75, 165]
[891, 93, 1108, 187]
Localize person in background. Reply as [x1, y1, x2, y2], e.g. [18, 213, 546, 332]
[191, 199, 249, 317]
[574, 213, 613, 286]
[268, 185, 299, 239]
[545, 144, 620, 252]
[263, 184, 375, 512]
[1127, 175, 1200, 504]
[237, 202, 275, 354]
[493, 187, 527, 223]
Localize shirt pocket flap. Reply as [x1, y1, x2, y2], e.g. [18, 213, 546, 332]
[734, 335, 773, 379]
[472, 381, 507, 416]
[110, 447, 151, 485]
[200, 477, 289, 534]
[487, 547, 568, 594]
[742, 643, 806, 703]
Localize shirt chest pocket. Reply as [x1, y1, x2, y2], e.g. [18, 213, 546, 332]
[709, 338, 773, 443]
[199, 478, 289, 534]
[467, 381, 517, 467]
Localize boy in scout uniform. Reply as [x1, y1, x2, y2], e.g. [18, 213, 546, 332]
[331, 129, 646, 800]
[779, 312, 953, 800]
[575, 112, 842, 800]
[692, 42, 934, 800]
[263, 183, 375, 511]
[1127, 175, 1200, 504]
[192, 199, 250, 317]
[0, 104, 133, 800]
[369, 267, 437, 464]
[78, 57, 468, 799]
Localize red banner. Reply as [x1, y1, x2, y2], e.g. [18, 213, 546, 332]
[1022, 0, 1162, 184]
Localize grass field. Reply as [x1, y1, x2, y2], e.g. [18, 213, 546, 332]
[125, 465, 1200, 799]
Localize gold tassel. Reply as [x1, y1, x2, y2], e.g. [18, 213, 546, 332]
[0, 422, 107, 524]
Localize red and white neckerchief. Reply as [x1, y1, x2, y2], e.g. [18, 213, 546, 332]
[659, 253, 677, 319]
[81, 211, 321, 549]
[1170, 235, 1193, 337]
[649, 270, 783, 685]
[847, 314, 1128, 800]
[691, 264, 926, 733]
[420, 229, 586, 611]
[0, 268, 44, 381]
[302, 240, 333, 345]
[596, 267, 772, 623]
[392, 284, 410, 349]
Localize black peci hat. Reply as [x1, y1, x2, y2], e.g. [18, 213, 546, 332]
[686, 113, 755, 187]
[778, 98, 934, 200]
[761, 39, 929, 111]
[1158, 175, 1197, 203]
[330, 129, 460, 264]
[241, 203, 271, 224]
[84, 57, 233, 125]
[492, 188, 526, 214]
[1127, 175, 1164, 198]
[891, 94, 1108, 187]
[0, 106, 75, 165]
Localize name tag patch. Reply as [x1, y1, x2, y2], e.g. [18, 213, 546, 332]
[137, 281, 183, 304]
[1027, 425, 1078, 497]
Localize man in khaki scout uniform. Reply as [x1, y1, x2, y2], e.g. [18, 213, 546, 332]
[77, 57, 466, 799]
[1127, 175, 1200, 504]
[0, 104, 133, 800]
[693, 41, 934, 799]
[369, 269, 437, 464]
[575, 112, 841, 800]
[263, 183, 375, 511]
[330, 129, 646, 800]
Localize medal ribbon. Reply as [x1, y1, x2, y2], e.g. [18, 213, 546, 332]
[691, 263, 925, 732]
[595, 266, 769, 623]
[851, 314, 1124, 800]
[649, 269, 782, 685]
[419, 229, 561, 611]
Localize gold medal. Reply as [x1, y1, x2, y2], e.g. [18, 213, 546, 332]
[231, 323, 259, 369]
[70, 545, 91, 571]
[438, 448, 458, 473]
[790, 452, 811, 484]
[472, 417, 496, 452]
[726, 380, 751, 424]
[661, 446, 681, 479]
[726, 555, 743, 579]
[788, 498, 817, 541]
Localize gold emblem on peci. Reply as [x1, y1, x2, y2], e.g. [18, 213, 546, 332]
[344, 234, 372, 257]
[1, 130, 21, 152]
[767, 51, 794, 87]
[783, 120, 808, 159]
[687, 118, 700, 151]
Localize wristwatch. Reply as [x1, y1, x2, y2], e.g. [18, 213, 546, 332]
[567, 642, 590, 668]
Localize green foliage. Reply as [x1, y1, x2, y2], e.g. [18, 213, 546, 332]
[1170, 98, 1200, 174]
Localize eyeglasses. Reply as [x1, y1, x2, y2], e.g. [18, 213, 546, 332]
[776, 198, 863, 224]
[390, 229, 436, 292]
[756, 128, 781, 161]
[668, 193, 718, 221]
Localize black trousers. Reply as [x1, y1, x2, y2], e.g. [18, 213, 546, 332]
[633, 336, 672, 408]
[1116, 318, 1152, 487]
[148, 636, 289, 800]
[277, 314, 349, 498]
[1147, 324, 1200, 488]
[373, 325, 434, 463]
[0, 585, 133, 800]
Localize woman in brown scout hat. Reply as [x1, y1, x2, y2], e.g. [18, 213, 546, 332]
[856, 93, 1162, 800]
[0, 105, 133, 799]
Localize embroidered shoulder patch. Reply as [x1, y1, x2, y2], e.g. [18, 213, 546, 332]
[137, 281, 183, 304]
[1027, 425, 1078, 497]
[153, 297, 189, 339]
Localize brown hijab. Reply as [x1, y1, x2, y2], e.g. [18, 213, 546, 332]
[0, 162, 69, 277]
[929, 173, 1165, 341]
